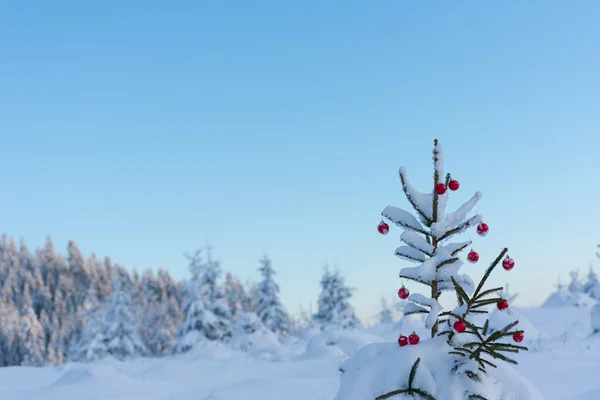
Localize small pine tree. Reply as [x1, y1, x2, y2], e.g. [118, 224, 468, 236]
[334, 139, 541, 400]
[583, 264, 599, 298]
[18, 285, 46, 366]
[256, 255, 289, 336]
[567, 269, 583, 293]
[175, 247, 233, 352]
[314, 267, 362, 331]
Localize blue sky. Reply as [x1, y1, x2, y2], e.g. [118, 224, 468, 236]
[1, 1, 599, 323]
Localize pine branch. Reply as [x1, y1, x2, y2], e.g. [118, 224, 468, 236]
[471, 248, 508, 300]
[450, 276, 471, 305]
[438, 214, 481, 241]
[399, 170, 433, 227]
[473, 287, 504, 301]
[399, 274, 432, 287]
[480, 348, 518, 364]
[472, 297, 504, 309]
[404, 309, 429, 316]
[408, 357, 420, 388]
[483, 320, 489, 336]
[375, 358, 435, 400]
[436, 257, 460, 270]
[451, 242, 470, 256]
[469, 394, 489, 400]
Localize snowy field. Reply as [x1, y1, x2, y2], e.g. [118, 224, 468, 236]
[0, 306, 598, 400]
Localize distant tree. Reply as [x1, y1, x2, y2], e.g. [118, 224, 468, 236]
[567, 269, 583, 293]
[583, 264, 600, 298]
[256, 255, 289, 335]
[175, 247, 232, 353]
[18, 284, 46, 366]
[313, 267, 362, 331]
[379, 297, 394, 325]
[223, 272, 247, 318]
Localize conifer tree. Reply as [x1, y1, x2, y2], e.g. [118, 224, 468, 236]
[314, 267, 361, 331]
[256, 255, 289, 335]
[335, 139, 540, 400]
[18, 284, 46, 366]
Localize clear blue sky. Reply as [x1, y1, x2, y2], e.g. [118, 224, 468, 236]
[1, 1, 599, 323]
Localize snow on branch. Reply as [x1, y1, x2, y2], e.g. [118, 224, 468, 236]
[441, 241, 471, 256]
[399, 249, 457, 284]
[408, 293, 442, 330]
[395, 246, 427, 263]
[382, 205, 427, 235]
[403, 302, 428, 316]
[438, 214, 483, 242]
[400, 231, 434, 256]
[399, 166, 433, 225]
[445, 191, 482, 230]
[432, 140, 444, 185]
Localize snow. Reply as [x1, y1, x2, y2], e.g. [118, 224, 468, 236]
[407, 293, 443, 329]
[398, 166, 434, 222]
[0, 306, 600, 399]
[400, 230, 434, 256]
[541, 290, 597, 308]
[381, 205, 426, 234]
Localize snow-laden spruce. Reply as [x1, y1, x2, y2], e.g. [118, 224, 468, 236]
[256, 255, 290, 336]
[230, 312, 281, 354]
[175, 247, 233, 352]
[335, 139, 542, 400]
[313, 267, 362, 331]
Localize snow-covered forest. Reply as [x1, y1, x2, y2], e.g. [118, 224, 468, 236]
[0, 235, 361, 366]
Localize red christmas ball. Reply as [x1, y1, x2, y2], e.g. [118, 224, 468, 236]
[434, 183, 447, 195]
[502, 256, 515, 271]
[408, 332, 420, 345]
[467, 250, 479, 263]
[476, 222, 489, 237]
[398, 335, 408, 347]
[448, 180, 460, 191]
[453, 320, 467, 333]
[513, 332, 524, 343]
[377, 221, 389, 235]
[398, 286, 410, 300]
[497, 300, 509, 311]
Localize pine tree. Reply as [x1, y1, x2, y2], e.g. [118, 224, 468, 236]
[0, 290, 21, 366]
[334, 139, 540, 400]
[18, 284, 46, 366]
[314, 267, 361, 331]
[175, 247, 233, 352]
[567, 269, 583, 293]
[223, 272, 247, 318]
[71, 285, 107, 362]
[102, 274, 147, 360]
[583, 264, 599, 298]
[379, 297, 394, 325]
[256, 255, 289, 336]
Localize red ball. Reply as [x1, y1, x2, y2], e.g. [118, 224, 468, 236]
[476, 222, 489, 237]
[434, 183, 447, 195]
[467, 250, 479, 263]
[377, 221, 389, 235]
[408, 332, 420, 345]
[513, 332, 524, 343]
[448, 180, 460, 191]
[398, 286, 410, 300]
[398, 335, 408, 347]
[453, 320, 467, 333]
[497, 300, 509, 311]
[502, 256, 515, 271]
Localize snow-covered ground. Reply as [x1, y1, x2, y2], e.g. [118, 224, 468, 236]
[0, 306, 598, 400]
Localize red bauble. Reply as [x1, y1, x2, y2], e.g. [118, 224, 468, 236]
[408, 332, 420, 345]
[448, 180, 460, 191]
[398, 335, 408, 347]
[453, 320, 467, 333]
[476, 222, 489, 237]
[398, 286, 410, 300]
[502, 256, 515, 271]
[434, 183, 447, 195]
[377, 221, 389, 235]
[467, 250, 479, 263]
[497, 300, 509, 311]
[513, 332, 524, 343]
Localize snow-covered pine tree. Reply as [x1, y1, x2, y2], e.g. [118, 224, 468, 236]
[175, 247, 233, 352]
[70, 284, 108, 362]
[335, 139, 541, 400]
[18, 284, 46, 366]
[256, 255, 289, 336]
[313, 267, 362, 331]
[0, 290, 21, 366]
[224, 272, 247, 318]
[379, 297, 394, 325]
[101, 273, 147, 360]
[567, 269, 583, 293]
[230, 311, 280, 352]
[583, 264, 600, 299]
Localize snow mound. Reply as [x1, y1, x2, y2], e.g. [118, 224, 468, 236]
[541, 290, 596, 308]
[591, 303, 600, 333]
[334, 338, 544, 400]
[296, 330, 384, 360]
[51, 366, 94, 386]
[488, 307, 542, 344]
[231, 312, 282, 356]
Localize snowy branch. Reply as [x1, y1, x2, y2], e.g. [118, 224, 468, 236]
[400, 230, 434, 256]
[399, 167, 434, 226]
[395, 246, 427, 263]
[382, 205, 428, 235]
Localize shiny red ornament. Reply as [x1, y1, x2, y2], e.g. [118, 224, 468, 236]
[398, 335, 408, 347]
[497, 300, 509, 311]
[502, 256, 515, 271]
[476, 222, 489, 237]
[453, 320, 467, 333]
[398, 286, 410, 300]
[448, 180, 460, 191]
[408, 332, 420, 345]
[434, 183, 447, 195]
[377, 221, 389, 235]
[467, 250, 479, 263]
[513, 332, 524, 343]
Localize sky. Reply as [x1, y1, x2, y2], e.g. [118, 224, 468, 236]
[1, 1, 600, 323]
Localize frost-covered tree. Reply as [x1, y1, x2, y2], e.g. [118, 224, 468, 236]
[256, 255, 289, 335]
[313, 267, 361, 331]
[583, 264, 600, 298]
[18, 285, 46, 366]
[223, 272, 247, 318]
[230, 312, 280, 352]
[334, 139, 541, 400]
[175, 247, 233, 352]
[567, 269, 583, 293]
[379, 297, 394, 325]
